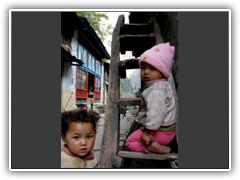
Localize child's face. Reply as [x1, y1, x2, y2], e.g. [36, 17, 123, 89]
[140, 62, 164, 83]
[62, 122, 96, 157]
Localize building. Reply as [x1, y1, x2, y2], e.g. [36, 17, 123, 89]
[61, 12, 110, 111]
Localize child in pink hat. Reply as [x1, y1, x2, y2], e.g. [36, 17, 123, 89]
[125, 42, 176, 154]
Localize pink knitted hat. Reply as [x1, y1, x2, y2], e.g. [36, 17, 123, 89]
[139, 42, 175, 78]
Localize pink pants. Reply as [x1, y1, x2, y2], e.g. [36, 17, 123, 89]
[125, 129, 176, 153]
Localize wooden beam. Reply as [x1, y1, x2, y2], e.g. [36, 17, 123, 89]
[117, 98, 141, 106]
[112, 156, 124, 168]
[148, 12, 179, 145]
[120, 23, 149, 26]
[119, 34, 155, 39]
[119, 58, 139, 69]
[98, 15, 124, 168]
[119, 70, 126, 78]
[118, 59, 139, 78]
[118, 61, 126, 67]
[147, 12, 164, 44]
[118, 151, 178, 160]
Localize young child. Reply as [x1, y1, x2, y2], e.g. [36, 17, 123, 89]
[125, 42, 176, 154]
[61, 108, 100, 168]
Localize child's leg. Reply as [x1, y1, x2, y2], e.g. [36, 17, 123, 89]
[154, 131, 176, 145]
[125, 129, 150, 153]
[147, 131, 176, 154]
[147, 141, 171, 153]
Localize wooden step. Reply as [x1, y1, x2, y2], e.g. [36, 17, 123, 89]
[119, 33, 155, 39]
[120, 34, 156, 57]
[119, 58, 139, 69]
[119, 58, 139, 78]
[120, 23, 153, 35]
[117, 151, 178, 161]
[121, 23, 149, 27]
[117, 98, 141, 106]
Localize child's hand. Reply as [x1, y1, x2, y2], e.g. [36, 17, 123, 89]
[139, 132, 154, 146]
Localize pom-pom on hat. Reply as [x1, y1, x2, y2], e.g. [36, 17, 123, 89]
[139, 42, 175, 78]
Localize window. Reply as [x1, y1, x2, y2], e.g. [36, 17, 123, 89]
[99, 61, 101, 75]
[95, 77, 101, 91]
[83, 48, 87, 65]
[88, 53, 92, 69]
[96, 60, 99, 74]
[78, 44, 83, 61]
[92, 56, 95, 71]
[77, 67, 87, 89]
[96, 60, 101, 75]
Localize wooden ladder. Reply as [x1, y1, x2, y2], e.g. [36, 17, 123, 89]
[99, 13, 178, 168]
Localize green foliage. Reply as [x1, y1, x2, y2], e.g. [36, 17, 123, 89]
[120, 78, 137, 110]
[103, 58, 109, 63]
[120, 77, 138, 98]
[126, 106, 134, 111]
[120, 79, 123, 97]
[76, 12, 113, 41]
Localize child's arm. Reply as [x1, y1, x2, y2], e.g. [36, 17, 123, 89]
[139, 130, 156, 145]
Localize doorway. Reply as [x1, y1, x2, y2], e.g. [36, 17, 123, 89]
[87, 73, 95, 103]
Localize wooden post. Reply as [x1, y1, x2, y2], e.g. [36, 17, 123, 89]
[148, 12, 178, 144]
[147, 12, 164, 44]
[98, 15, 124, 168]
[112, 156, 124, 168]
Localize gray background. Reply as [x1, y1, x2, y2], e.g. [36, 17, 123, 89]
[11, 11, 229, 169]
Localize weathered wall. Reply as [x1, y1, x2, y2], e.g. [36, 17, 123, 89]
[157, 12, 178, 92]
[61, 61, 77, 111]
[61, 89, 77, 111]
[61, 30, 78, 111]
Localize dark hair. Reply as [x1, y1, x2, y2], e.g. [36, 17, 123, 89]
[61, 108, 100, 135]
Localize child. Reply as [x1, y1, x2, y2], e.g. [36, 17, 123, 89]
[61, 108, 100, 168]
[125, 42, 176, 154]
